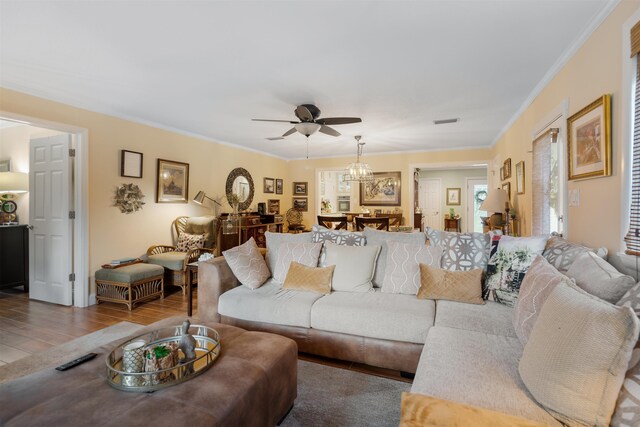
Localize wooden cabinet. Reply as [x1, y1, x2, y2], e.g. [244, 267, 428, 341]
[0, 225, 29, 291]
[444, 218, 461, 232]
[217, 215, 283, 252]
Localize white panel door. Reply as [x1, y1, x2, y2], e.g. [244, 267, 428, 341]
[419, 178, 441, 230]
[466, 178, 488, 233]
[29, 135, 72, 305]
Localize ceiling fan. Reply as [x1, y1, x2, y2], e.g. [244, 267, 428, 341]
[252, 104, 362, 140]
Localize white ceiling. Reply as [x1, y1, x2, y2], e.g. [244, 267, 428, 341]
[0, 0, 612, 159]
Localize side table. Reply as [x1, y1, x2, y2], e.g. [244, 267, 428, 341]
[186, 262, 199, 317]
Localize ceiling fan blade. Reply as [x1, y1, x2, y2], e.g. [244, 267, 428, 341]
[316, 117, 362, 125]
[295, 105, 314, 122]
[319, 125, 341, 137]
[252, 119, 298, 123]
[282, 127, 297, 137]
[266, 137, 285, 141]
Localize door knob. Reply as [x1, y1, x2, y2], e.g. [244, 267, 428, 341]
[26, 225, 34, 230]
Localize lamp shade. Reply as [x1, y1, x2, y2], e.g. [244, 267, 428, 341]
[0, 172, 28, 193]
[193, 191, 206, 205]
[480, 188, 510, 213]
[294, 122, 321, 137]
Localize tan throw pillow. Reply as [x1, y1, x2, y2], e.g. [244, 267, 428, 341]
[222, 237, 271, 290]
[400, 392, 548, 427]
[282, 262, 335, 294]
[381, 241, 442, 295]
[512, 255, 575, 345]
[519, 282, 640, 426]
[417, 264, 484, 304]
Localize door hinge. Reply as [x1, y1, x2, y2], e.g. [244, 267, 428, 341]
[69, 273, 75, 282]
[69, 211, 76, 219]
[69, 149, 76, 157]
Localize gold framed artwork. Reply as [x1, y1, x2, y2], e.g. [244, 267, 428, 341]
[267, 199, 280, 214]
[156, 159, 189, 203]
[263, 177, 275, 194]
[446, 188, 461, 206]
[293, 182, 308, 195]
[293, 197, 308, 211]
[503, 158, 512, 179]
[499, 166, 504, 181]
[275, 179, 283, 195]
[567, 94, 612, 180]
[516, 161, 525, 195]
[359, 171, 402, 206]
[502, 182, 511, 201]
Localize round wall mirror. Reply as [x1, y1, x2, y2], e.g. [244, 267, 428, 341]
[225, 167, 254, 211]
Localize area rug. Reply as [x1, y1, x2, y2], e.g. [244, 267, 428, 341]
[281, 360, 410, 427]
[0, 321, 144, 384]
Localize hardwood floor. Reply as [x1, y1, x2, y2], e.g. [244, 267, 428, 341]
[0, 287, 411, 383]
[0, 287, 194, 365]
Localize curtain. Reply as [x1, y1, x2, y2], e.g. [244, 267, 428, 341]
[532, 128, 558, 235]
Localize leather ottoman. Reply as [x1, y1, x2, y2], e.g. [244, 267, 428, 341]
[0, 319, 297, 427]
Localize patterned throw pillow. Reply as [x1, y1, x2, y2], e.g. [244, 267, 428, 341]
[416, 264, 484, 305]
[512, 255, 575, 345]
[272, 242, 323, 283]
[484, 235, 549, 307]
[312, 224, 366, 267]
[381, 241, 442, 295]
[542, 235, 607, 273]
[425, 227, 490, 271]
[176, 232, 205, 252]
[613, 282, 640, 426]
[222, 237, 271, 289]
[265, 231, 313, 274]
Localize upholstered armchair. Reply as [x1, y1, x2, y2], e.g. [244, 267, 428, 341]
[147, 216, 218, 294]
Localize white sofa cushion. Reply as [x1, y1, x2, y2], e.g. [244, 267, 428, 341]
[272, 242, 322, 283]
[434, 300, 517, 338]
[363, 228, 426, 288]
[310, 289, 435, 344]
[324, 242, 380, 292]
[566, 251, 636, 304]
[218, 280, 324, 328]
[411, 326, 562, 426]
[222, 237, 270, 289]
[381, 241, 442, 295]
[265, 231, 312, 275]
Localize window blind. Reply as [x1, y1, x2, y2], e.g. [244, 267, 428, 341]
[624, 58, 640, 256]
[631, 20, 640, 57]
[532, 129, 558, 235]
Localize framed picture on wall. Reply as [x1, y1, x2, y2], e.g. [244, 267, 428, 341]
[121, 150, 143, 178]
[359, 171, 401, 206]
[446, 188, 461, 205]
[502, 182, 511, 201]
[293, 182, 308, 195]
[516, 161, 525, 194]
[503, 158, 512, 179]
[567, 94, 612, 180]
[0, 159, 11, 172]
[156, 159, 189, 203]
[500, 166, 504, 181]
[293, 197, 308, 212]
[264, 177, 275, 193]
[275, 178, 283, 194]
[268, 199, 280, 214]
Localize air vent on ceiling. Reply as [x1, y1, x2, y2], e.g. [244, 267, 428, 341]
[433, 118, 459, 125]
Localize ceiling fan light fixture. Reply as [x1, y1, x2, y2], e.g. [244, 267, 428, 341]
[294, 122, 321, 137]
[343, 136, 374, 182]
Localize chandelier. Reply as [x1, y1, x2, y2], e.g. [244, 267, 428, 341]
[343, 136, 374, 182]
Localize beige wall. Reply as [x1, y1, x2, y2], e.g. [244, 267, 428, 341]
[491, 1, 639, 252]
[288, 148, 492, 227]
[0, 88, 291, 299]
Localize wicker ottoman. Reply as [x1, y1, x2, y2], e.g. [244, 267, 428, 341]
[95, 263, 164, 310]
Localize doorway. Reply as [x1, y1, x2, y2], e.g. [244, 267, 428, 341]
[466, 178, 488, 233]
[419, 178, 441, 230]
[0, 113, 89, 307]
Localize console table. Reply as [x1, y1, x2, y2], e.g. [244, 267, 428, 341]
[217, 214, 283, 252]
[444, 218, 461, 232]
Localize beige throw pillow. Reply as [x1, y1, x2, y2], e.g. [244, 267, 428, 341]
[282, 262, 335, 294]
[416, 264, 484, 304]
[324, 242, 380, 292]
[512, 255, 575, 345]
[381, 241, 442, 295]
[519, 282, 639, 426]
[272, 241, 322, 283]
[222, 237, 270, 289]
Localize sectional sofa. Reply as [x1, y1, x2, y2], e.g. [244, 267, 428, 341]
[198, 226, 640, 425]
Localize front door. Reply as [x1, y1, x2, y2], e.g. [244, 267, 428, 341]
[466, 178, 488, 233]
[419, 178, 441, 230]
[29, 134, 73, 305]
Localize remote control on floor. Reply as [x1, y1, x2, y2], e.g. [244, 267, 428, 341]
[55, 353, 98, 371]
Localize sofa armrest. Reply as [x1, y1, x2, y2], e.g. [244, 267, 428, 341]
[198, 256, 240, 322]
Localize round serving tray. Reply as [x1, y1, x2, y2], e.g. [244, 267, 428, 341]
[106, 324, 220, 393]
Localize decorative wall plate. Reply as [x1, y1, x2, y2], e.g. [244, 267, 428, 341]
[2, 200, 17, 214]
